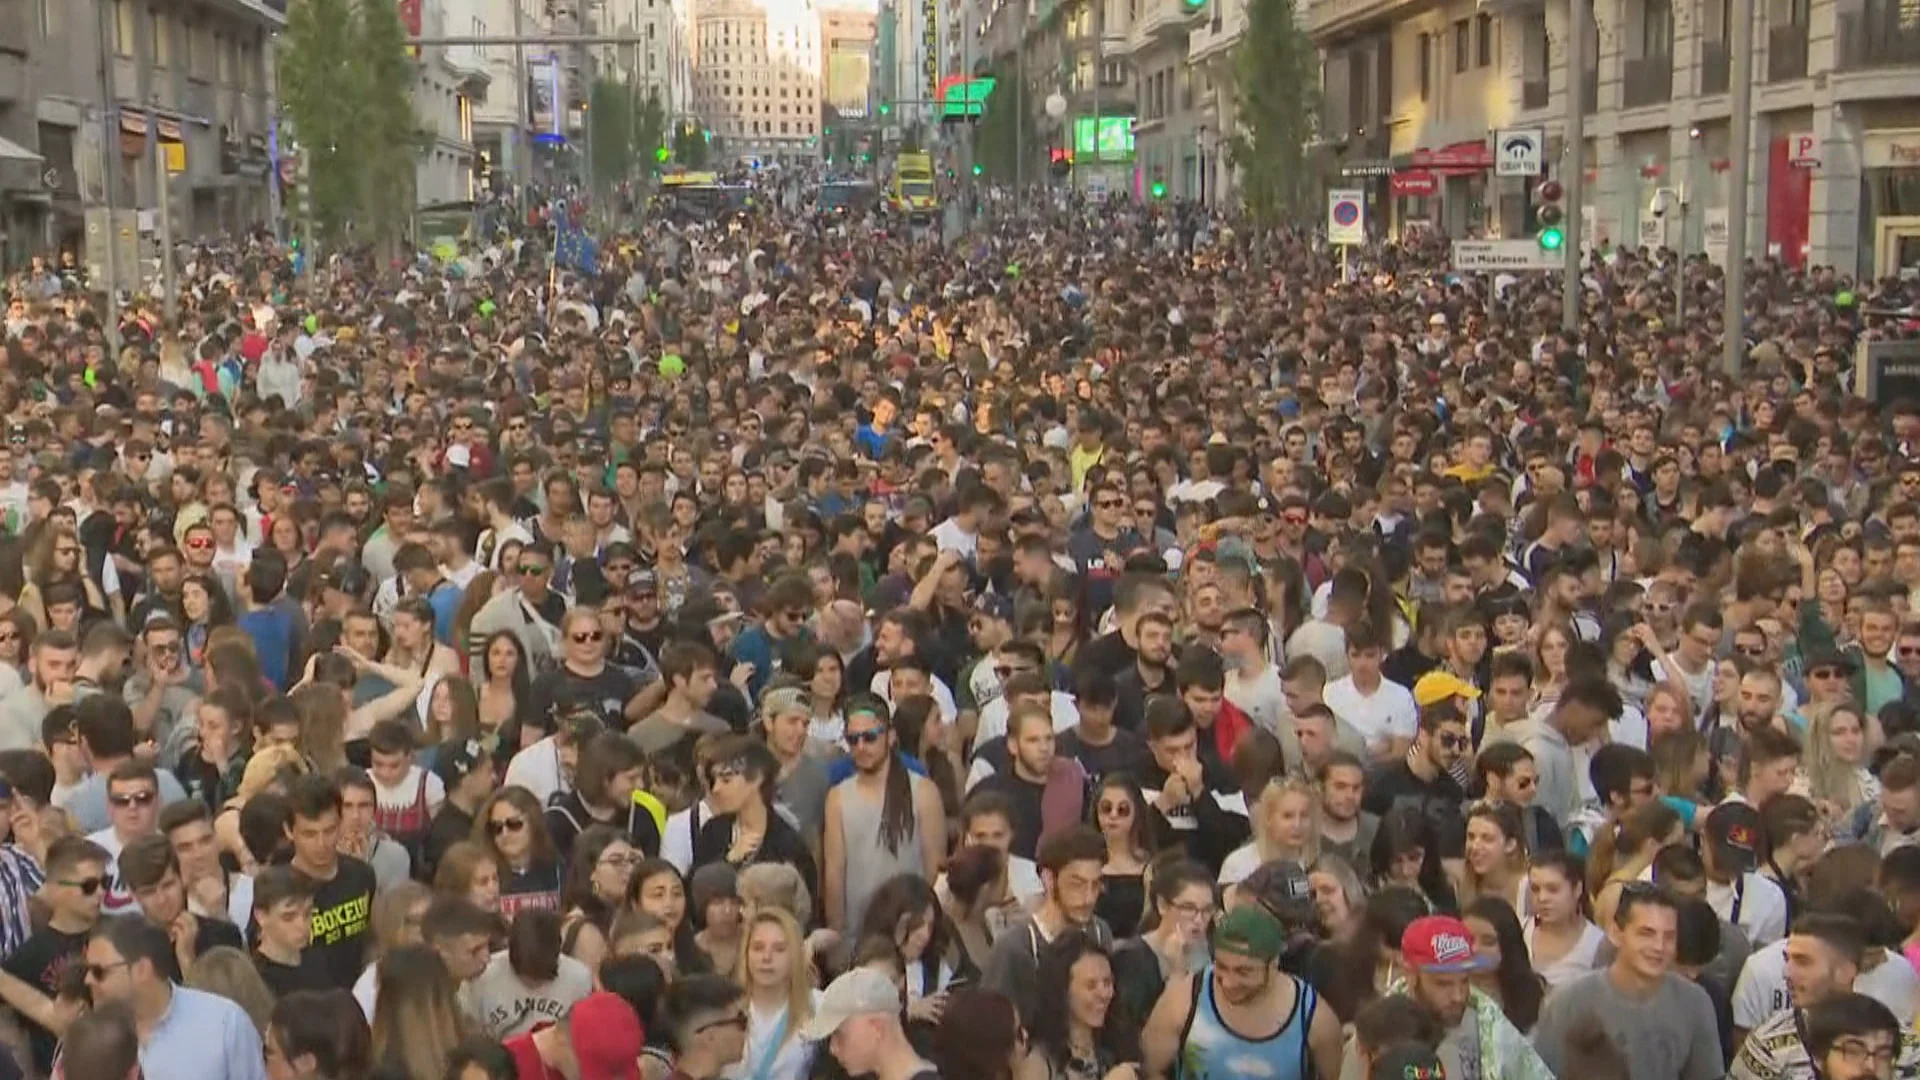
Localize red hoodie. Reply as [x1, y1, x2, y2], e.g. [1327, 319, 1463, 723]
[1205, 699, 1255, 762]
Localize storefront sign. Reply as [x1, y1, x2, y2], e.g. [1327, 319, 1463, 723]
[1391, 169, 1437, 197]
[1856, 339, 1920, 404]
[1339, 161, 1393, 177]
[1410, 141, 1492, 174]
[1863, 128, 1920, 169]
[1704, 207, 1730, 266]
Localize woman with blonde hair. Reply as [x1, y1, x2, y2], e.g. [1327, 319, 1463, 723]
[185, 944, 276, 1035]
[351, 881, 432, 1014]
[369, 944, 473, 1080]
[434, 840, 504, 915]
[1216, 778, 1318, 886]
[1801, 700, 1880, 820]
[733, 906, 820, 1080]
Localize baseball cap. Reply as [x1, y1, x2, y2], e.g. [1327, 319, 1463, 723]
[1412, 671, 1482, 708]
[761, 686, 813, 720]
[1401, 915, 1489, 973]
[1241, 860, 1316, 929]
[1704, 801, 1761, 874]
[800, 967, 902, 1041]
[1370, 1043, 1447, 1080]
[626, 569, 658, 596]
[1803, 647, 1858, 676]
[568, 992, 644, 1080]
[973, 591, 1014, 624]
[1214, 905, 1285, 963]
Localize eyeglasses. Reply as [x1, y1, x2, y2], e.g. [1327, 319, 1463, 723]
[844, 727, 889, 747]
[571, 631, 606, 644]
[1809, 668, 1843, 679]
[519, 563, 550, 576]
[110, 790, 157, 809]
[1438, 734, 1470, 750]
[1830, 1040, 1899, 1069]
[1097, 800, 1133, 816]
[697, 1013, 750, 1034]
[995, 665, 1036, 679]
[488, 817, 528, 835]
[1900, 646, 1920, 657]
[84, 960, 130, 980]
[599, 852, 643, 869]
[61, 877, 106, 896]
[1168, 900, 1213, 920]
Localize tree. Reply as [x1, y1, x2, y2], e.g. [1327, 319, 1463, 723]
[588, 77, 637, 191]
[1228, 0, 1320, 223]
[279, 0, 419, 250]
[672, 121, 710, 169]
[972, 57, 1031, 182]
[635, 90, 667, 173]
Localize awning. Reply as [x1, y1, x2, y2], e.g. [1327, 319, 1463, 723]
[0, 135, 41, 163]
[119, 114, 185, 141]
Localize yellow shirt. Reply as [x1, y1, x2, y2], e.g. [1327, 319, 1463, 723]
[1071, 444, 1107, 492]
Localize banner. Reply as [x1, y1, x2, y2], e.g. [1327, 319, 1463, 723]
[528, 56, 561, 139]
[828, 50, 871, 118]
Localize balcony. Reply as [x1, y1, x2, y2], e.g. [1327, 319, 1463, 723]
[1522, 76, 1548, 108]
[1699, 39, 1729, 92]
[1767, 21, 1808, 81]
[1837, 0, 1920, 69]
[1622, 53, 1673, 105]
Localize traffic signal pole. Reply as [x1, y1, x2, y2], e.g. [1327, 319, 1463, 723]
[1561, 0, 1586, 332]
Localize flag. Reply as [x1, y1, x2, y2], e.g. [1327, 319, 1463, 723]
[552, 205, 600, 275]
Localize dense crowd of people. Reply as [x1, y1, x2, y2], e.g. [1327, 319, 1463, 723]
[0, 179, 1919, 1080]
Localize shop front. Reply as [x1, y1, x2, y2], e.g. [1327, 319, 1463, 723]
[1393, 140, 1492, 238]
[1859, 128, 1920, 279]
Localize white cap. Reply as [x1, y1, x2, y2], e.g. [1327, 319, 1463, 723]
[799, 968, 901, 1041]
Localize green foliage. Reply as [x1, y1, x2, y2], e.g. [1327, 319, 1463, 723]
[1228, 0, 1320, 223]
[672, 121, 710, 169]
[636, 90, 667, 171]
[972, 56, 1033, 182]
[279, 0, 420, 249]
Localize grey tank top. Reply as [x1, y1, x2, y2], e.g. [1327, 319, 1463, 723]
[837, 773, 926, 933]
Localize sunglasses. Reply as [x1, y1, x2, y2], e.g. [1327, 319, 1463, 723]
[844, 727, 888, 747]
[1096, 498, 1126, 509]
[519, 563, 550, 575]
[186, 538, 213, 550]
[1097, 800, 1133, 816]
[1438, 734, 1470, 750]
[1900, 647, 1920, 657]
[63, 877, 106, 896]
[1809, 667, 1843, 679]
[1735, 644, 1767, 657]
[571, 631, 606, 644]
[488, 817, 528, 835]
[110, 791, 157, 808]
[1283, 513, 1309, 525]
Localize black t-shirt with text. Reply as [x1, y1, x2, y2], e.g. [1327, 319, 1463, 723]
[303, 856, 377, 990]
[1, 927, 86, 1073]
[254, 948, 338, 998]
[528, 663, 642, 728]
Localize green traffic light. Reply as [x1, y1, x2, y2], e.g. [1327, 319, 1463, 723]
[1538, 227, 1564, 251]
[1150, 181, 1167, 199]
[879, 103, 892, 115]
[972, 164, 983, 176]
[655, 146, 670, 163]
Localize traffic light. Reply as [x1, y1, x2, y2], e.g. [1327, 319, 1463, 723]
[1049, 147, 1071, 179]
[1150, 179, 1167, 199]
[655, 146, 670, 163]
[972, 163, 983, 176]
[879, 102, 892, 116]
[1181, 0, 1204, 14]
[1535, 179, 1565, 252]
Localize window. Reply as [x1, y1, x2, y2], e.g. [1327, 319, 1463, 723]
[112, 0, 132, 56]
[1453, 19, 1469, 72]
[1417, 32, 1430, 98]
[1476, 13, 1493, 66]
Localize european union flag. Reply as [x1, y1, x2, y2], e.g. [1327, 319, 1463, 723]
[553, 206, 599, 275]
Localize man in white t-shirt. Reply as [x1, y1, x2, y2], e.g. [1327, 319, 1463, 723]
[1321, 625, 1417, 763]
[1703, 802, 1790, 949]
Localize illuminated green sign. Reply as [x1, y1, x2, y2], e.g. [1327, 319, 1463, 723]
[1072, 116, 1136, 161]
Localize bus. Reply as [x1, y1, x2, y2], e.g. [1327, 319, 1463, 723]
[889, 152, 938, 217]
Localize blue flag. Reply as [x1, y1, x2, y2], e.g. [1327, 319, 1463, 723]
[553, 206, 599, 274]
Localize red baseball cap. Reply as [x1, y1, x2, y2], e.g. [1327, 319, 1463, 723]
[570, 992, 644, 1080]
[1400, 915, 1491, 974]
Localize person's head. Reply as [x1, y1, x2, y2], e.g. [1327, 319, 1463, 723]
[1038, 825, 1107, 926]
[928, 987, 1028, 1080]
[1398, 914, 1489, 1029]
[1475, 742, 1540, 806]
[1211, 905, 1284, 1005]
[265, 989, 373, 1080]
[1741, 725, 1804, 803]
[1414, 700, 1470, 772]
[55, 1002, 141, 1080]
[1351, 996, 1443, 1080]
[1030, 930, 1124, 1060]
[118, 833, 190, 928]
[626, 858, 689, 931]
[252, 866, 318, 955]
[660, 973, 748, 1066]
[44, 834, 111, 922]
[1702, 801, 1763, 883]
[1804, 993, 1903, 1080]
[1608, 883, 1680, 982]
[1551, 677, 1623, 743]
[858, 874, 943, 966]
[105, 758, 161, 839]
[1317, 750, 1367, 824]
[368, 945, 472, 1080]
[842, 695, 895, 773]
[1462, 802, 1526, 880]
[282, 774, 344, 875]
[85, 915, 181, 1005]
[1527, 849, 1591, 927]
[473, 786, 554, 869]
[1786, 913, 1869, 1009]
[425, 895, 500, 983]
[433, 841, 503, 913]
[738, 905, 812, 1021]
[1589, 743, 1657, 816]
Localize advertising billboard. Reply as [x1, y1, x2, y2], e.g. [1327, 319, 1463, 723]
[828, 49, 872, 118]
[1072, 116, 1135, 162]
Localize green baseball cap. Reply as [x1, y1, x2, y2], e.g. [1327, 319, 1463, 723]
[1215, 905, 1284, 963]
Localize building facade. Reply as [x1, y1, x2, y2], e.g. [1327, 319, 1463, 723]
[690, 0, 823, 159]
[0, 0, 283, 272]
[1310, 0, 1920, 278]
